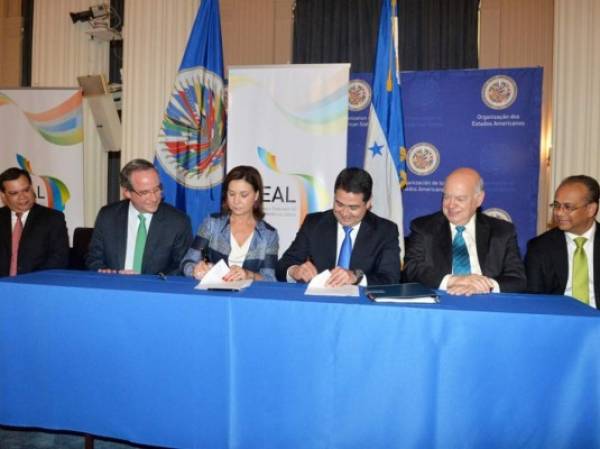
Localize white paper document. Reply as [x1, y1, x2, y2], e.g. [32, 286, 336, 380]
[304, 270, 360, 297]
[195, 259, 253, 291]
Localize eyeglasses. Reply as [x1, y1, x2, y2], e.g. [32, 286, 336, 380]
[131, 184, 163, 198]
[549, 201, 591, 213]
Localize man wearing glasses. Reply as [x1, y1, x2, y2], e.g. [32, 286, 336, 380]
[404, 167, 526, 295]
[87, 159, 192, 275]
[525, 175, 599, 308]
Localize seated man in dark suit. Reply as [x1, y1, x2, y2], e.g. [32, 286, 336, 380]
[404, 167, 526, 295]
[525, 175, 599, 308]
[87, 159, 192, 275]
[276, 167, 401, 286]
[0, 167, 69, 277]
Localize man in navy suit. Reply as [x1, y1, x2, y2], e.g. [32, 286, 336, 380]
[404, 167, 526, 295]
[0, 167, 69, 277]
[86, 159, 192, 275]
[276, 167, 401, 286]
[525, 175, 600, 308]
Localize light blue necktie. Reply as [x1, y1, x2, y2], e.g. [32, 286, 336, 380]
[452, 225, 470, 275]
[337, 226, 353, 269]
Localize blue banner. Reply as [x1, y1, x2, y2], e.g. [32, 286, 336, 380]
[155, 0, 226, 233]
[348, 68, 542, 252]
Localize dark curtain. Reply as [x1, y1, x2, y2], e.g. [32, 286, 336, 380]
[293, 0, 479, 72]
[293, 0, 381, 73]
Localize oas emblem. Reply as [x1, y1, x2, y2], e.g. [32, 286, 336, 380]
[407, 142, 440, 176]
[483, 208, 512, 223]
[481, 75, 518, 110]
[348, 79, 372, 112]
[156, 66, 226, 189]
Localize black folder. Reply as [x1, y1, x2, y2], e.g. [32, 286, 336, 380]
[365, 283, 439, 303]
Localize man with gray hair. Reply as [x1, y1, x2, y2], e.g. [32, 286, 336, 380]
[404, 167, 526, 295]
[87, 158, 192, 275]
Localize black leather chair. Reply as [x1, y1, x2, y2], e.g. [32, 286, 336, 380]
[69, 227, 94, 270]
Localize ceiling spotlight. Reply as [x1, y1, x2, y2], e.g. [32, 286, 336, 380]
[70, 4, 108, 23]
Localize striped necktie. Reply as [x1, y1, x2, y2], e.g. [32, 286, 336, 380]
[452, 225, 470, 275]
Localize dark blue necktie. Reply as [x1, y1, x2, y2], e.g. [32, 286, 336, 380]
[452, 225, 470, 275]
[337, 226, 353, 269]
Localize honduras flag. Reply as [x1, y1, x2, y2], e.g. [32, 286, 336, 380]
[364, 0, 406, 260]
[155, 0, 226, 233]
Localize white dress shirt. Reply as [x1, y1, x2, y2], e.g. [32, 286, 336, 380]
[287, 221, 367, 286]
[124, 203, 154, 270]
[11, 209, 30, 229]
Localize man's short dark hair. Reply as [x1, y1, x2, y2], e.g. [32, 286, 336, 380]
[119, 159, 157, 191]
[334, 167, 373, 202]
[559, 175, 600, 204]
[0, 167, 32, 192]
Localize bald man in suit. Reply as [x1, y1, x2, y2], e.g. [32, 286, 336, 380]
[404, 167, 526, 295]
[526, 175, 600, 308]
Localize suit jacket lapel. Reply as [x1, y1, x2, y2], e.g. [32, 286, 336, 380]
[436, 214, 453, 275]
[593, 223, 600, 306]
[117, 203, 129, 269]
[0, 207, 12, 252]
[21, 203, 40, 240]
[554, 230, 569, 292]
[475, 214, 490, 271]
[350, 212, 373, 269]
[143, 203, 164, 270]
[323, 211, 338, 268]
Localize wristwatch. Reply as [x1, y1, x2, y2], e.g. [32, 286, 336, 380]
[353, 269, 365, 285]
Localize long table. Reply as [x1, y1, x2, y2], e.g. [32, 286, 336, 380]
[1, 270, 599, 449]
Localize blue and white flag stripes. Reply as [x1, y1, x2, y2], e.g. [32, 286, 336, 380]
[364, 0, 406, 259]
[155, 0, 226, 233]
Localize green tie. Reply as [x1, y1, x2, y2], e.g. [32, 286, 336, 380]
[572, 237, 589, 304]
[133, 214, 147, 273]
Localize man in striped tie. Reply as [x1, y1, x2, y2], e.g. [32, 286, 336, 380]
[404, 167, 526, 295]
[0, 167, 69, 277]
[86, 159, 192, 275]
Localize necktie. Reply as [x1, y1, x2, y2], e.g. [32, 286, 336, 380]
[572, 237, 589, 304]
[452, 225, 471, 275]
[337, 226, 353, 269]
[9, 213, 23, 277]
[133, 214, 147, 273]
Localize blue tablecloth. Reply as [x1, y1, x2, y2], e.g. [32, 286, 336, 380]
[1, 270, 599, 449]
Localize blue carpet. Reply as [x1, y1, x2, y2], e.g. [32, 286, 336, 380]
[0, 428, 158, 449]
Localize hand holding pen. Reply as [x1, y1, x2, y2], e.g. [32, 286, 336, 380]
[192, 252, 213, 280]
[289, 255, 318, 283]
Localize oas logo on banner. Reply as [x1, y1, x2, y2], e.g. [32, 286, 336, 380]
[156, 67, 226, 188]
[407, 142, 440, 176]
[483, 207, 513, 223]
[481, 75, 518, 110]
[348, 79, 372, 112]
